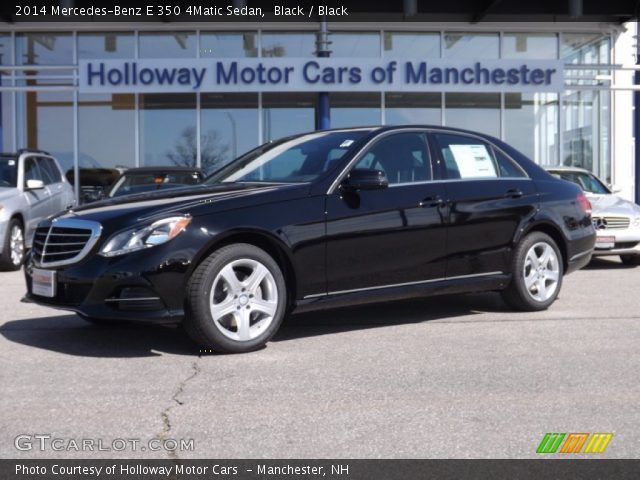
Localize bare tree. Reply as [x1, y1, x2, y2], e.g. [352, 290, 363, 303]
[166, 126, 230, 173]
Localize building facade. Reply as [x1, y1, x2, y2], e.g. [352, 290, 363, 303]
[0, 22, 636, 200]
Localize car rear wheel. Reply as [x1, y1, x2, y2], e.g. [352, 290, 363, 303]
[0, 219, 25, 271]
[620, 254, 640, 266]
[184, 243, 287, 354]
[501, 232, 563, 311]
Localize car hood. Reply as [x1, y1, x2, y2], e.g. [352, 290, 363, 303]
[0, 187, 19, 202]
[52, 182, 308, 231]
[586, 193, 640, 217]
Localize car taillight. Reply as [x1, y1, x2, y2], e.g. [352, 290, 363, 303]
[576, 192, 592, 216]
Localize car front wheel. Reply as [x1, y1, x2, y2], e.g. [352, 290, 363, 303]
[0, 219, 25, 271]
[184, 243, 287, 353]
[501, 232, 563, 311]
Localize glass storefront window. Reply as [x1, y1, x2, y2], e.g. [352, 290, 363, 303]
[502, 33, 558, 59]
[16, 91, 73, 167]
[139, 93, 197, 167]
[261, 32, 315, 57]
[383, 32, 440, 58]
[561, 33, 611, 64]
[385, 93, 441, 125]
[1, 90, 14, 152]
[0, 34, 12, 64]
[79, 93, 135, 170]
[331, 33, 380, 57]
[443, 33, 499, 59]
[16, 33, 73, 65]
[200, 32, 258, 58]
[78, 32, 135, 59]
[562, 90, 610, 183]
[445, 93, 500, 137]
[331, 92, 381, 127]
[263, 93, 316, 141]
[505, 93, 558, 164]
[139, 32, 196, 58]
[201, 93, 259, 174]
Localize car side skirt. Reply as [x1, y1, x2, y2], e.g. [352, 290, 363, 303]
[293, 272, 511, 314]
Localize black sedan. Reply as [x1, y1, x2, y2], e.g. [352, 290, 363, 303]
[24, 126, 596, 353]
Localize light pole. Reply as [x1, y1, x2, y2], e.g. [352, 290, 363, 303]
[315, 17, 331, 130]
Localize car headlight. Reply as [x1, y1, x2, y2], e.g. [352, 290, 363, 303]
[99, 216, 191, 257]
[634, 216, 640, 228]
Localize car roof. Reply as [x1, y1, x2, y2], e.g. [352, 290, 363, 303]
[543, 165, 591, 174]
[314, 125, 500, 136]
[122, 167, 203, 174]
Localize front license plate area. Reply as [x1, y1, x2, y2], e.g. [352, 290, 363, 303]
[595, 235, 615, 250]
[32, 268, 56, 298]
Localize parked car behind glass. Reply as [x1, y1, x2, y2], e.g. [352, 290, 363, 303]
[25, 127, 595, 353]
[546, 166, 640, 266]
[0, 150, 75, 270]
[106, 167, 204, 199]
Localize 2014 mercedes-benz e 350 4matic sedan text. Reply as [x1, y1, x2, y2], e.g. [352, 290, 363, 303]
[25, 126, 596, 353]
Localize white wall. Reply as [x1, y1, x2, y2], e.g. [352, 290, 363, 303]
[612, 22, 636, 202]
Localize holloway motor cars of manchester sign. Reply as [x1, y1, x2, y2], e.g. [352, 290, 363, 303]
[79, 58, 564, 93]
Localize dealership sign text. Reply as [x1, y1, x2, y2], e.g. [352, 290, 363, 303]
[80, 58, 563, 93]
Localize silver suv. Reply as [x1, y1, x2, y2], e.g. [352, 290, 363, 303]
[0, 150, 75, 270]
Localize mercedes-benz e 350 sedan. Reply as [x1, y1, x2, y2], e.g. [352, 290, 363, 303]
[25, 127, 596, 353]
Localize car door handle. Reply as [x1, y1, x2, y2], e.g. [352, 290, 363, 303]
[419, 195, 445, 208]
[504, 188, 523, 198]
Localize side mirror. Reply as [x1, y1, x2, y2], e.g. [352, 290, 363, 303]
[609, 184, 622, 194]
[342, 169, 389, 191]
[25, 179, 45, 190]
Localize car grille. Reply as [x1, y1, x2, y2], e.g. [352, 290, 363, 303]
[32, 219, 102, 267]
[592, 216, 630, 230]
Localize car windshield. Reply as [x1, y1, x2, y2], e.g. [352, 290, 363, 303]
[552, 171, 610, 194]
[206, 130, 369, 184]
[0, 157, 18, 188]
[109, 171, 202, 198]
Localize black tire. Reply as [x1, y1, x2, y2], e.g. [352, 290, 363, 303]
[0, 218, 25, 271]
[620, 254, 640, 266]
[501, 232, 563, 311]
[184, 243, 287, 354]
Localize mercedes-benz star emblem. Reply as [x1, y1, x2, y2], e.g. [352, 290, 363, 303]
[593, 218, 608, 230]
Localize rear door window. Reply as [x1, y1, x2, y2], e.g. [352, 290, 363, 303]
[433, 133, 529, 180]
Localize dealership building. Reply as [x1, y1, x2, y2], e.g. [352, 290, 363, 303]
[1, 2, 639, 202]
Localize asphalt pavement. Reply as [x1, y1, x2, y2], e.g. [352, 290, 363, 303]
[1, 257, 639, 459]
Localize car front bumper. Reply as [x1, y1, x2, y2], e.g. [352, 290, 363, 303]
[591, 228, 640, 257]
[24, 240, 195, 324]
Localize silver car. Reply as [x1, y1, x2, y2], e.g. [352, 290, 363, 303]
[0, 151, 75, 270]
[546, 166, 640, 266]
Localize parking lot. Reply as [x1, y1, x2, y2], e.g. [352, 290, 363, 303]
[1, 257, 639, 459]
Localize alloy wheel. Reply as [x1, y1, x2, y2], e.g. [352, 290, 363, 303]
[209, 258, 278, 342]
[522, 241, 560, 302]
[10, 225, 24, 266]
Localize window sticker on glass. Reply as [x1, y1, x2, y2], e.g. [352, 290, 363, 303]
[449, 144, 497, 178]
[8, 160, 15, 166]
[339, 140, 354, 148]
